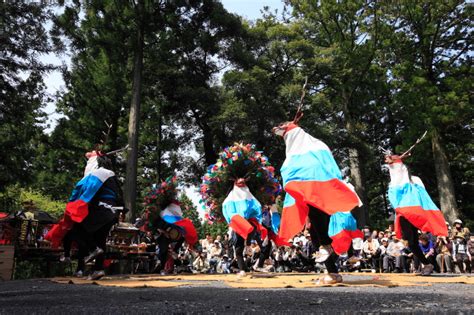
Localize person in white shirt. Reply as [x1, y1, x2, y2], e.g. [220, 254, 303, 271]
[363, 235, 381, 272]
[383, 236, 406, 272]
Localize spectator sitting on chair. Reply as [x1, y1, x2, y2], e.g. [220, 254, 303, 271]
[383, 235, 405, 273]
[363, 234, 381, 272]
[450, 219, 470, 240]
[209, 240, 223, 273]
[452, 235, 471, 273]
[400, 240, 414, 273]
[436, 236, 454, 273]
[467, 233, 474, 273]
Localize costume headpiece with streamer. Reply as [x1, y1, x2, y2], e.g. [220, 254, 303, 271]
[143, 176, 198, 246]
[200, 143, 282, 238]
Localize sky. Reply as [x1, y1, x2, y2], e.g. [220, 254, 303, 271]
[40, 0, 285, 217]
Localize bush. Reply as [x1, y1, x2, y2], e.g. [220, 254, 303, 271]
[0, 185, 66, 219]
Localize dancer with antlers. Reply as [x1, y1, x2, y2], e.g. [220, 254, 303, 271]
[272, 78, 363, 284]
[383, 132, 448, 275]
[143, 176, 198, 274]
[46, 123, 127, 279]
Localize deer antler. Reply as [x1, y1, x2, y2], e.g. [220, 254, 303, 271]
[379, 146, 393, 156]
[101, 121, 113, 146]
[399, 131, 428, 159]
[104, 144, 129, 156]
[293, 76, 308, 124]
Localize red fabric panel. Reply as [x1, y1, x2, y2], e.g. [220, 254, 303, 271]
[229, 215, 254, 239]
[395, 206, 448, 238]
[65, 199, 89, 223]
[285, 179, 359, 214]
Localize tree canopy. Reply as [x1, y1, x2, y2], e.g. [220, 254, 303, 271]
[1, 0, 472, 229]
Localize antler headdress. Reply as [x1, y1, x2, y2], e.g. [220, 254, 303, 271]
[293, 76, 308, 124]
[381, 131, 428, 159]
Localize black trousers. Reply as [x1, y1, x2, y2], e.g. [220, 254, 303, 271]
[399, 216, 430, 265]
[308, 206, 338, 274]
[156, 235, 184, 271]
[92, 221, 114, 270]
[234, 222, 262, 271]
[63, 225, 88, 272]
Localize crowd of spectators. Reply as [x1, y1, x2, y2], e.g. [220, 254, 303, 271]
[155, 219, 473, 275]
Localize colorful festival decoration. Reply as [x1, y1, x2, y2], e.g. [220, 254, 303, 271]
[143, 176, 198, 245]
[200, 143, 282, 222]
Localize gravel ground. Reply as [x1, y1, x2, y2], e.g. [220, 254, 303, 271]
[0, 275, 472, 314]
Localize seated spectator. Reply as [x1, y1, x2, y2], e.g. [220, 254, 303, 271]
[450, 219, 470, 240]
[379, 238, 389, 256]
[363, 234, 381, 272]
[383, 236, 405, 273]
[436, 236, 454, 273]
[400, 240, 414, 273]
[199, 234, 213, 253]
[377, 231, 385, 242]
[192, 251, 210, 273]
[415, 233, 437, 272]
[208, 240, 223, 273]
[452, 235, 471, 273]
[468, 234, 474, 272]
[217, 255, 231, 274]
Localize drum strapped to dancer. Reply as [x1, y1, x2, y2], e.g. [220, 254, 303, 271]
[46, 148, 126, 280]
[272, 78, 363, 285]
[382, 132, 448, 276]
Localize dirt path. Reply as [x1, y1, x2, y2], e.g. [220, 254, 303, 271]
[0, 275, 472, 314]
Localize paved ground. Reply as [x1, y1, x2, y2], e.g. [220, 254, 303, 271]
[0, 275, 473, 314]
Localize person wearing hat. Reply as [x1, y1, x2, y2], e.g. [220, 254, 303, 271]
[217, 254, 231, 274]
[382, 235, 406, 273]
[450, 219, 470, 240]
[452, 234, 471, 273]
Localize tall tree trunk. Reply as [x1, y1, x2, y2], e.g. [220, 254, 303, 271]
[124, 12, 144, 221]
[431, 128, 459, 222]
[202, 123, 217, 166]
[343, 96, 368, 228]
[347, 143, 368, 227]
[157, 105, 162, 181]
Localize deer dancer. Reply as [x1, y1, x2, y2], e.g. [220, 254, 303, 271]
[272, 79, 363, 284]
[383, 135, 448, 275]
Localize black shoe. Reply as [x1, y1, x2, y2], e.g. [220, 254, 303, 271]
[84, 247, 104, 263]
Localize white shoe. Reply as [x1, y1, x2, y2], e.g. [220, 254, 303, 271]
[60, 256, 71, 263]
[84, 247, 104, 263]
[316, 273, 342, 285]
[87, 270, 105, 280]
[238, 270, 246, 277]
[74, 270, 83, 278]
[314, 245, 334, 263]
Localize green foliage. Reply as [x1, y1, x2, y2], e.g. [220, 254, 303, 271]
[200, 221, 229, 240]
[0, 1, 52, 190]
[179, 193, 202, 233]
[0, 186, 66, 219]
[2, 1, 472, 230]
